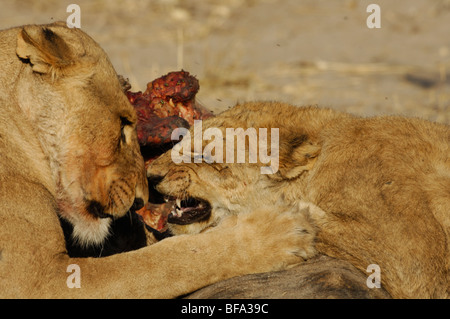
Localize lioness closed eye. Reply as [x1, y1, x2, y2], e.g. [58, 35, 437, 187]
[0, 23, 306, 298]
[148, 101, 450, 299]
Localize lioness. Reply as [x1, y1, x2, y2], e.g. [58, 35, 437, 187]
[148, 101, 450, 299]
[0, 23, 307, 298]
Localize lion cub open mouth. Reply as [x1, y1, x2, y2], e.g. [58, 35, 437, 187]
[165, 196, 211, 225]
[136, 187, 212, 233]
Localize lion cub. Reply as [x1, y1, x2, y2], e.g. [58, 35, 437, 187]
[148, 101, 450, 299]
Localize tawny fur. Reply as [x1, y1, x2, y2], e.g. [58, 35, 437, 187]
[149, 101, 450, 299]
[0, 23, 307, 298]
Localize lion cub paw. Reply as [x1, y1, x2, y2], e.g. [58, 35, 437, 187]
[222, 205, 318, 274]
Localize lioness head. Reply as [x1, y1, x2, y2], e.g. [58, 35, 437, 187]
[13, 22, 148, 245]
[147, 102, 333, 235]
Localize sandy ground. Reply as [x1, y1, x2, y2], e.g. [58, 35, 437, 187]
[1, 0, 449, 123]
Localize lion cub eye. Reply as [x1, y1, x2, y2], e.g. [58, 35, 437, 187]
[120, 116, 132, 144]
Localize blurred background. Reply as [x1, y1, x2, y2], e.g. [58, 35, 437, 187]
[1, 0, 449, 123]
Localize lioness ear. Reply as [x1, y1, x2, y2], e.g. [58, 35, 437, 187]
[16, 25, 72, 74]
[277, 134, 321, 179]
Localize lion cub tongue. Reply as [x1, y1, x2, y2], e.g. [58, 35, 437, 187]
[135, 202, 171, 232]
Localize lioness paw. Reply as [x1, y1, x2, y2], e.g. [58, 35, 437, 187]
[228, 205, 317, 273]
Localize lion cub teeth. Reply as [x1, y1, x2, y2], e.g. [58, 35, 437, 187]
[170, 208, 183, 217]
[171, 198, 184, 217]
[170, 209, 181, 218]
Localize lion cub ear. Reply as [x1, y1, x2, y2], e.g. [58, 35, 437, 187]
[277, 134, 321, 180]
[16, 25, 72, 74]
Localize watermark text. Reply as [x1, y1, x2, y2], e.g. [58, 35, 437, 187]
[171, 120, 279, 175]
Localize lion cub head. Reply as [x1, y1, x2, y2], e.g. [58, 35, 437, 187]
[14, 22, 148, 246]
[147, 102, 333, 235]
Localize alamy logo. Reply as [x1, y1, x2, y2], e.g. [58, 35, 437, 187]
[366, 264, 381, 288]
[170, 120, 279, 174]
[66, 264, 81, 288]
[366, 4, 381, 29]
[66, 4, 81, 28]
